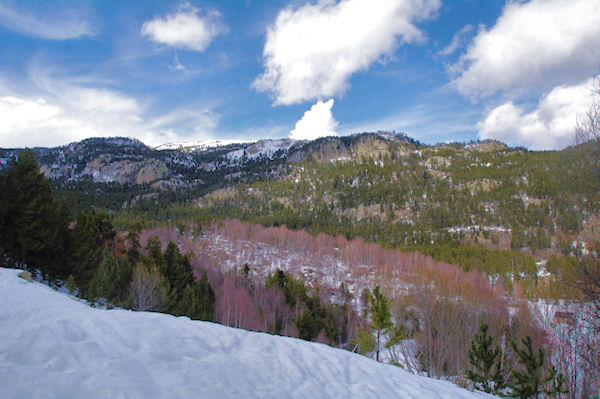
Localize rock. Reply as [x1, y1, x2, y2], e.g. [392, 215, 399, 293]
[18, 271, 32, 282]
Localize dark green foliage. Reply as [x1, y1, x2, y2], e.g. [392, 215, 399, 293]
[295, 293, 339, 342]
[142, 239, 214, 320]
[178, 270, 215, 321]
[196, 270, 215, 321]
[466, 323, 505, 393]
[125, 221, 142, 265]
[266, 268, 342, 343]
[70, 209, 116, 294]
[0, 149, 71, 279]
[351, 327, 375, 354]
[162, 241, 194, 311]
[508, 336, 568, 398]
[88, 248, 132, 307]
[369, 286, 393, 362]
[65, 274, 77, 295]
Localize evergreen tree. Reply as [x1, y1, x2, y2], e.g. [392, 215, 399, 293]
[368, 285, 393, 362]
[88, 248, 131, 307]
[163, 241, 194, 309]
[466, 323, 505, 393]
[196, 270, 215, 321]
[126, 221, 143, 265]
[351, 327, 375, 354]
[509, 336, 568, 398]
[171, 268, 215, 321]
[0, 149, 71, 279]
[70, 209, 115, 294]
[88, 248, 118, 304]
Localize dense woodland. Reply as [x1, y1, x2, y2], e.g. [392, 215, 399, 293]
[107, 135, 599, 296]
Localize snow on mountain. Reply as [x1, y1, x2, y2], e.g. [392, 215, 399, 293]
[155, 139, 253, 152]
[0, 268, 491, 399]
[225, 138, 300, 162]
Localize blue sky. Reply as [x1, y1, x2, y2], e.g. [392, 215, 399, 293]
[0, 0, 598, 150]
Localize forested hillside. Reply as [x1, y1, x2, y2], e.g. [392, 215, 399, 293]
[1, 134, 598, 397]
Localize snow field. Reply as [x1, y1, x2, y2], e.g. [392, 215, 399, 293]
[0, 268, 492, 399]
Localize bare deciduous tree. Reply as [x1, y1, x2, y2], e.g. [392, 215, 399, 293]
[130, 263, 168, 311]
[575, 76, 600, 147]
[575, 75, 600, 186]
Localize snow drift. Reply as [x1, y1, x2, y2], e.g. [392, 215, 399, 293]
[0, 268, 491, 399]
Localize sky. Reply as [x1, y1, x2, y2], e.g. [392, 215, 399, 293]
[0, 0, 598, 150]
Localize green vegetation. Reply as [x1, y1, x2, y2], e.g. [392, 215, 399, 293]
[108, 138, 598, 287]
[508, 337, 567, 398]
[0, 150, 215, 321]
[367, 286, 393, 362]
[266, 268, 346, 343]
[466, 323, 504, 394]
[0, 149, 71, 279]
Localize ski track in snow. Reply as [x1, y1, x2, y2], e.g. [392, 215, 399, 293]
[0, 268, 492, 399]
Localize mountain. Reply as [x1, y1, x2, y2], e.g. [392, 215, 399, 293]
[1, 132, 597, 261]
[0, 267, 492, 399]
[0, 136, 307, 212]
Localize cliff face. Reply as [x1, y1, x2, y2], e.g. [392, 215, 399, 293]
[81, 156, 169, 185]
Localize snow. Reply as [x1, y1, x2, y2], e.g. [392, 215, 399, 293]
[155, 139, 253, 152]
[0, 268, 493, 399]
[225, 139, 298, 162]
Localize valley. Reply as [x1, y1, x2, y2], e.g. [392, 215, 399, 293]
[1, 133, 598, 397]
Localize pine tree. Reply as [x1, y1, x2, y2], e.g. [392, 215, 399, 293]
[509, 336, 568, 398]
[88, 248, 118, 304]
[70, 209, 115, 294]
[65, 274, 77, 295]
[0, 149, 71, 279]
[163, 241, 194, 310]
[466, 323, 505, 393]
[196, 270, 215, 321]
[88, 248, 130, 307]
[369, 285, 393, 362]
[351, 327, 375, 354]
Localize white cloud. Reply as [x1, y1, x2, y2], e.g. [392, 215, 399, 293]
[477, 77, 598, 150]
[254, 0, 441, 105]
[141, 3, 226, 52]
[0, 74, 219, 148]
[290, 99, 338, 140]
[169, 53, 186, 71]
[452, 0, 600, 98]
[0, 3, 93, 40]
[438, 24, 472, 57]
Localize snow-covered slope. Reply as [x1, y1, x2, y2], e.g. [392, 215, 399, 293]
[0, 268, 491, 399]
[155, 139, 253, 152]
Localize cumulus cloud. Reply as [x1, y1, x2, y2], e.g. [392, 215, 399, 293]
[477, 77, 598, 150]
[452, 0, 600, 98]
[290, 99, 339, 140]
[0, 74, 219, 148]
[0, 3, 93, 40]
[254, 0, 441, 105]
[141, 3, 226, 52]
